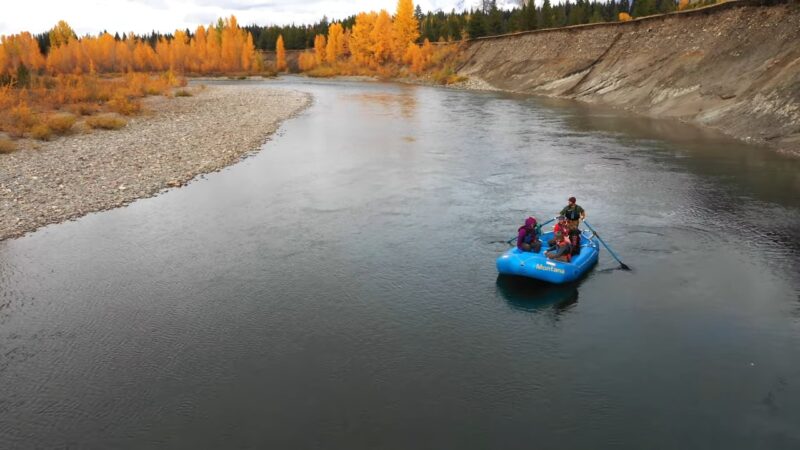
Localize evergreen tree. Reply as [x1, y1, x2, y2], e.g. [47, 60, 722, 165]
[523, 2, 538, 30]
[540, 0, 554, 29]
[468, 10, 487, 38]
[487, 1, 504, 35]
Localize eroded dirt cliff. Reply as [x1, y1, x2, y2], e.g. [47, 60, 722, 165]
[456, 1, 800, 155]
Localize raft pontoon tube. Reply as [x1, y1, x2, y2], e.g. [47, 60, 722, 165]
[496, 230, 600, 284]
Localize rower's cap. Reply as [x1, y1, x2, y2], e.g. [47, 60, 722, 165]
[568, 196, 576, 203]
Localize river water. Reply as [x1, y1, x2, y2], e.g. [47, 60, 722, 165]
[1, 78, 799, 449]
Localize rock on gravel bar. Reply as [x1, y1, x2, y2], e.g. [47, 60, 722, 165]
[0, 84, 311, 241]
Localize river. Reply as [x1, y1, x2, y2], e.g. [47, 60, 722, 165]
[1, 78, 798, 449]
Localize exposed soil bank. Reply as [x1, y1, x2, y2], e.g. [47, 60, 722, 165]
[0, 85, 310, 241]
[456, 1, 800, 156]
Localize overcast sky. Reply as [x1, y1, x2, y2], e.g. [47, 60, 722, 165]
[1, 0, 521, 36]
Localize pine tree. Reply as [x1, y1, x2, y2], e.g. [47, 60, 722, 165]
[468, 10, 487, 38]
[540, 0, 554, 28]
[487, 1, 503, 35]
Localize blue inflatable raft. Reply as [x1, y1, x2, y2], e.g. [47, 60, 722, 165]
[496, 230, 600, 284]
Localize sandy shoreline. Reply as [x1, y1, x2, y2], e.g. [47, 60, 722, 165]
[0, 85, 311, 242]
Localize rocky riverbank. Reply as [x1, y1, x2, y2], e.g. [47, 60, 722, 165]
[454, 1, 800, 156]
[0, 84, 311, 241]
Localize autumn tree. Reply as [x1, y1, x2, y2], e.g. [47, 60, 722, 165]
[276, 35, 287, 71]
[325, 23, 345, 64]
[392, 0, 420, 61]
[0, 33, 45, 78]
[298, 51, 316, 71]
[371, 10, 394, 64]
[49, 20, 77, 48]
[313, 34, 327, 66]
[349, 12, 377, 66]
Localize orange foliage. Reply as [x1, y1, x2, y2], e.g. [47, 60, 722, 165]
[678, 0, 690, 10]
[276, 35, 287, 71]
[619, 12, 633, 22]
[296, 1, 447, 80]
[371, 10, 394, 64]
[0, 32, 46, 78]
[349, 12, 378, 67]
[0, 73, 181, 138]
[0, 17, 262, 141]
[36, 16, 259, 76]
[326, 23, 345, 64]
[314, 34, 327, 66]
[298, 51, 316, 71]
[392, 0, 420, 61]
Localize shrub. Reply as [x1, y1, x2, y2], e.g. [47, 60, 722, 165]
[174, 89, 192, 97]
[46, 112, 77, 134]
[0, 138, 17, 154]
[431, 66, 467, 85]
[86, 114, 127, 130]
[305, 66, 338, 78]
[30, 124, 53, 141]
[108, 93, 141, 115]
[69, 102, 101, 116]
[9, 102, 38, 137]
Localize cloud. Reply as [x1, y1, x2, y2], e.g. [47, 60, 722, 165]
[128, 0, 170, 8]
[0, 0, 471, 36]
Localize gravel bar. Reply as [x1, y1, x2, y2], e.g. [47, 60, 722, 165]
[0, 84, 311, 241]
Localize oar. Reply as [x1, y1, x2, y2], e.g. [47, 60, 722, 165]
[506, 217, 557, 244]
[582, 220, 631, 270]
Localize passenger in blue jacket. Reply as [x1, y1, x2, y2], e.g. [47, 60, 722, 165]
[517, 217, 541, 252]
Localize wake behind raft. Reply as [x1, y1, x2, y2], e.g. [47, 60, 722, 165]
[496, 230, 600, 284]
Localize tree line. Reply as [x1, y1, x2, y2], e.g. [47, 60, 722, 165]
[245, 0, 693, 50]
[23, 0, 707, 55]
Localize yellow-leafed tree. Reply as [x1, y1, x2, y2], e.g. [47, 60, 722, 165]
[392, 0, 420, 62]
[298, 51, 316, 71]
[349, 12, 377, 66]
[49, 20, 77, 48]
[314, 34, 327, 66]
[276, 35, 287, 71]
[326, 23, 345, 65]
[371, 10, 394, 64]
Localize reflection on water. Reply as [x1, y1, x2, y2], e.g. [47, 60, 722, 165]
[495, 275, 579, 314]
[343, 87, 418, 118]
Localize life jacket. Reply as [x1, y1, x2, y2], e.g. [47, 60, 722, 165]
[569, 228, 581, 255]
[518, 227, 535, 244]
[517, 217, 539, 248]
[564, 206, 581, 221]
[557, 237, 572, 262]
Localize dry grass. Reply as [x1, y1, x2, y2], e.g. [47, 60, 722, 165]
[30, 124, 53, 141]
[431, 66, 467, 85]
[108, 93, 142, 115]
[46, 112, 77, 134]
[305, 66, 340, 78]
[0, 73, 182, 139]
[174, 89, 193, 97]
[86, 114, 127, 130]
[68, 102, 102, 116]
[0, 137, 17, 154]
